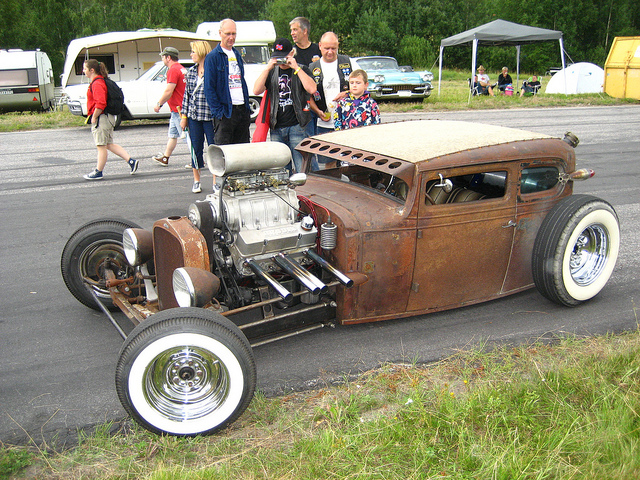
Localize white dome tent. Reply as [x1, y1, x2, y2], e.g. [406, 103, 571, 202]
[545, 62, 604, 94]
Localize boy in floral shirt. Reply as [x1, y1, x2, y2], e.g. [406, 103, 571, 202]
[333, 69, 380, 130]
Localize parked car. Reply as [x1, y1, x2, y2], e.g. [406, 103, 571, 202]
[66, 59, 261, 126]
[61, 120, 619, 436]
[351, 56, 433, 100]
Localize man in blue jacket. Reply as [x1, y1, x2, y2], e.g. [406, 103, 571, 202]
[204, 18, 251, 144]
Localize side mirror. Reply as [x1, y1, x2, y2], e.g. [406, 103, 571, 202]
[436, 173, 453, 193]
[289, 173, 307, 187]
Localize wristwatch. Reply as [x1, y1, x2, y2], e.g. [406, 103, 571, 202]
[156, 102, 163, 107]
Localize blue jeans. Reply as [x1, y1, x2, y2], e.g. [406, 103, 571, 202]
[270, 124, 318, 173]
[187, 118, 215, 169]
[305, 112, 318, 137]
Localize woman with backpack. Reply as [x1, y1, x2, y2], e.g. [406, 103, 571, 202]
[82, 59, 138, 180]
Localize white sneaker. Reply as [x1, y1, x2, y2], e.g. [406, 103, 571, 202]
[192, 181, 202, 193]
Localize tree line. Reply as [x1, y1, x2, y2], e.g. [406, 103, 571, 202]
[2, 0, 638, 84]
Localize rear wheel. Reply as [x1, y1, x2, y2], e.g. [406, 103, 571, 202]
[532, 195, 620, 306]
[116, 308, 256, 436]
[61, 218, 140, 310]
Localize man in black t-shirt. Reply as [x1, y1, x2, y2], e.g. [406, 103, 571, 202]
[290, 17, 321, 137]
[254, 38, 318, 172]
[290, 17, 321, 67]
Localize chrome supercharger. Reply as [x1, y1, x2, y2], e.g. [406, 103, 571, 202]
[179, 142, 351, 308]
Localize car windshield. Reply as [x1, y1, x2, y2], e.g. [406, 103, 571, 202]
[238, 46, 269, 64]
[136, 61, 195, 82]
[356, 58, 399, 71]
[136, 63, 164, 82]
[313, 163, 409, 203]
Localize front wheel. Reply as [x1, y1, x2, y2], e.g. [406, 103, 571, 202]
[61, 218, 140, 310]
[532, 195, 620, 307]
[116, 308, 256, 436]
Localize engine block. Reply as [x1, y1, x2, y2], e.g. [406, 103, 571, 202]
[202, 142, 318, 277]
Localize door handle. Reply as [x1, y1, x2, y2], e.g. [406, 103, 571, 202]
[503, 220, 517, 228]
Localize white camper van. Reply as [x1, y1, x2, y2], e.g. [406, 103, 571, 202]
[62, 29, 214, 124]
[0, 49, 55, 112]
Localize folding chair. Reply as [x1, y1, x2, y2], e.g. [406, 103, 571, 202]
[467, 78, 497, 96]
[521, 77, 542, 96]
[468, 78, 479, 96]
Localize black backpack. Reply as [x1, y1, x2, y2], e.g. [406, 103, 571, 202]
[90, 76, 125, 115]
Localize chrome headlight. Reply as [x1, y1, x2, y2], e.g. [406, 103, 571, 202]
[173, 267, 221, 307]
[374, 74, 385, 83]
[422, 72, 433, 82]
[123, 228, 153, 266]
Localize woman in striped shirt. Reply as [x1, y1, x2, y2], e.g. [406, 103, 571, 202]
[181, 40, 213, 193]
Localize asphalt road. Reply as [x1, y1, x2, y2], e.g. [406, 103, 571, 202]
[1, 105, 639, 447]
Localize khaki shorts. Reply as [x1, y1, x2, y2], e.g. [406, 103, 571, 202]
[91, 114, 116, 146]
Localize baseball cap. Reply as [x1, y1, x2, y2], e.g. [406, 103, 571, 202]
[271, 38, 293, 58]
[160, 47, 180, 57]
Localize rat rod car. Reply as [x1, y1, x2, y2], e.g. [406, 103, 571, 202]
[61, 120, 619, 436]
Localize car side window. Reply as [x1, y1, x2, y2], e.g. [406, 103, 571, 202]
[520, 166, 559, 194]
[425, 171, 507, 206]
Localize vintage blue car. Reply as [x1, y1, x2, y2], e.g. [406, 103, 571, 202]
[351, 56, 433, 100]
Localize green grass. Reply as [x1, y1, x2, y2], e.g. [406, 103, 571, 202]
[0, 106, 164, 132]
[379, 68, 638, 113]
[0, 108, 87, 132]
[1, 69, 637, 133]
[4, 322, 640, 479]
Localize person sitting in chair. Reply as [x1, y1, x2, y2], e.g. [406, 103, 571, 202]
[520, 75, 541, 97]
[497, 67, 513, 94]
[476, 65, 494, 96]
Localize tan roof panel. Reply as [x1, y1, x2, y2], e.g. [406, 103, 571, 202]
[311, 120, 551, 163]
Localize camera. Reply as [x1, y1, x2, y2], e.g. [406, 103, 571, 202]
[276, 57, 288, 65]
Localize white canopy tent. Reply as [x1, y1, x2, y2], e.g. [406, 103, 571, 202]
[438, 19, 565, 97]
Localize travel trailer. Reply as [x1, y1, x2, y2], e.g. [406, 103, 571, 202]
[60, 29, 213, 89]
[0, 49, 55, 112]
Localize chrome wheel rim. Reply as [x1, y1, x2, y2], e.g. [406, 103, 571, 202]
[143, 346, 230, 421]
[569, 224, 609, 286]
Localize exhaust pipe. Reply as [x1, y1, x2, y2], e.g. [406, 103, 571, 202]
[246, 259, 293, 302]
[305, 249, 353, 287]
[273, 253, 328, 295]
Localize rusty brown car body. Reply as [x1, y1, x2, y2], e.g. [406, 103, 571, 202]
[61, 120, 619, 436]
